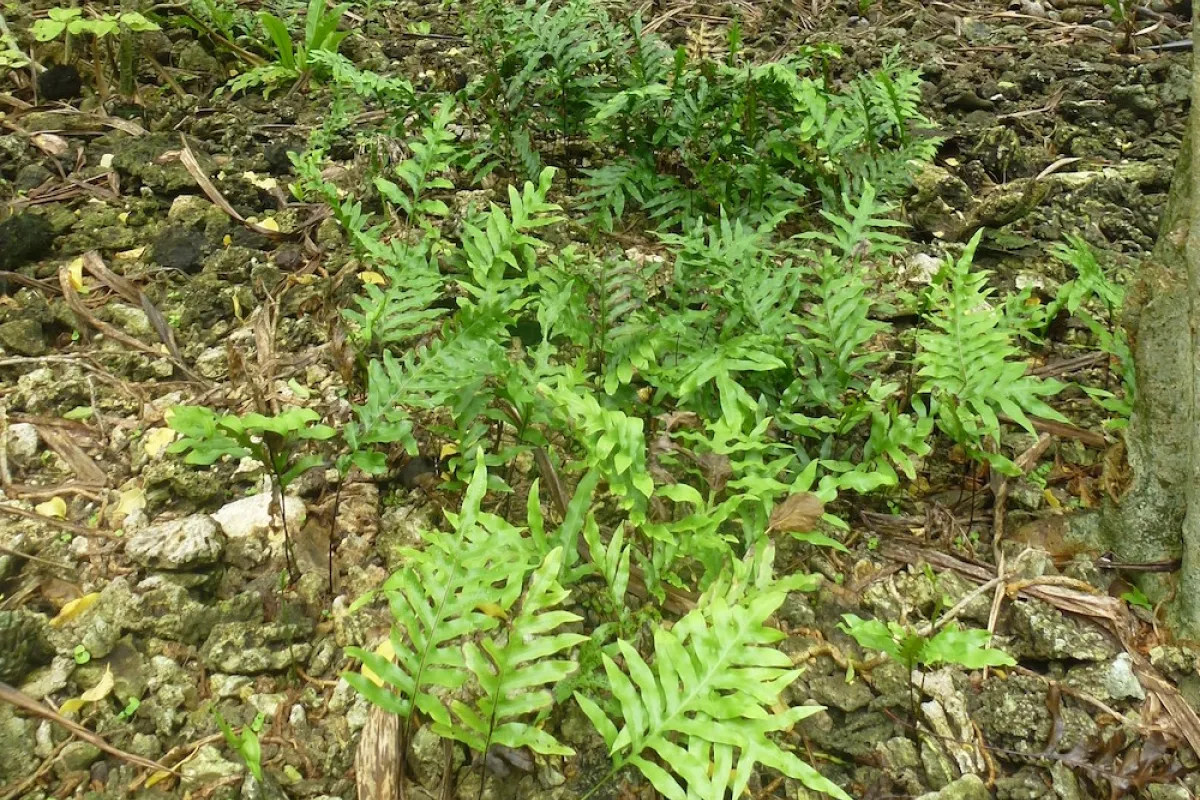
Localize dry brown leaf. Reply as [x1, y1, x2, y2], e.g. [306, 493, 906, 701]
[768, 492, 825, 534]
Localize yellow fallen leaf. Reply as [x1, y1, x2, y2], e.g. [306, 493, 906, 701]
[143, 427, 177, 459]
[359, 271, 386, 286]
[118, 212, 129, 224]
[115, 486, 146, 519]
[1044, 489, 1062, 510]
[67, 258, 87, 295]
[439, 443, 458, 460]
[256, 216, 280, 232]
[59, 697, 86, 715]
[362, 638, 396, 687]
[145, 771, 173, 789]
[114, 246, 146, 261]
[51, 592, 101, 627]
[232, 293, 242, 320]
[223, 234, 232, 247]
[35, 497, 67, 519]
[80, 666, 114, 703]
[476, 602, 507, 620]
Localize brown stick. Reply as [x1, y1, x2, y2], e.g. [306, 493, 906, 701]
[0, 682, 176, 775]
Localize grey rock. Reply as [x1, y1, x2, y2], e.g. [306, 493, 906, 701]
[808, 674, 874, 713]
[180, 745, 243, 787]
[1008, 599, 1118, 661]
[0, 609, 53, 684]
[5, 423, 40, 468]
[105, 304, 153, 338]
[1065, 653, 1145, 702]
[0, 705, 36, 781]
[59, 741, 102, 772]
[201, 622, 313, 673]
[916, 773, 990, 800]
[0, 319, 47, 356]
[126, 514, 225, 570]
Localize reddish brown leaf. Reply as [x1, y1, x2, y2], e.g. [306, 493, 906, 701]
[768, 492, 825, 534]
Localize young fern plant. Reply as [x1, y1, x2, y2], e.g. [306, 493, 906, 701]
[220, 0, 349, 97]
[575, 543, 850, 800]
[915, 231, 1066, 474]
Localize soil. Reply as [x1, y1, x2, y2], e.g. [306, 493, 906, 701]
[1, 0, 1199, 799]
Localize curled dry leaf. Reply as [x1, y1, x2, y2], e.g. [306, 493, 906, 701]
[767, 492, 825, 534]
[31, 133, 70, 157]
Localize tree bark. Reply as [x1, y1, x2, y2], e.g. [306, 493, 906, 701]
[1099, 13, 1200, 636]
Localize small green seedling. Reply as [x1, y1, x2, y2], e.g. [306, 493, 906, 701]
[73, 644, 91, 665]
[220, 0, 349, 97]
[167, 405, 336, 572]
[117, 696, 141, 720]
[32, 6, 161, 96]
[839, 613, 1015, 671]
[214, 709, 265, 782]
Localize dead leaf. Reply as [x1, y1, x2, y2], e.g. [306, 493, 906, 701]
[767, 492, 825, 534]
[34, 497, 67, 520]
[80, 666, 114, 703]
[31, 133, 70, 157]
[51, 592, 101, 627]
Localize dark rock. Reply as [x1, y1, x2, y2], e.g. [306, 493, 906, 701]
[0, 609, 53, 684]
[152, 228, 209, 273]
[0, 213, 56, 271]
[38, 64, 83, 102]
[14, 163, 53, 192]
[263, 140, 301, 175]
[273, 245, 305, 271]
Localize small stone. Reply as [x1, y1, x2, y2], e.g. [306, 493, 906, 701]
[0, 213, 56, 271]
[5, 423, 40, 467]
[125, 514, 225, 570]
[1009, 600, 1118, 661]
[152, 228, 209, 273]
[106, 304, 153, 338]
[0, 319, 48, 357]
[180, 745, 244, 787]
[212, 492, 306, 555]
[38, 64, 83, 102]
[59, 741, 102, 772]
[916, 773, 990, 800]
[195, 346, 229, 379]
[200, 622, 313, 673]
[249, 692, 287, 719]
[808, 674, 874, 713]
[210, 674, 253, 699]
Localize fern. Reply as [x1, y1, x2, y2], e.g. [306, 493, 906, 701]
[346, 459, 535, 734]
[916, 231, 1066, 472]
[373, 101, 458, 221]
[575, 544, 851, 800]
[435, 546, 587, 757]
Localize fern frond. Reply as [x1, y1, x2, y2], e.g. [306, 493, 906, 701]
[916, 232, 1066, 470]
[346, 460, 535, 729]
[373, 101, 458, 221]
[575, 560, 851, 800]
[435, 546, 588, 757]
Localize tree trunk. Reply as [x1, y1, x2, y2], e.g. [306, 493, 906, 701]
[1099, 16, 1200, 637]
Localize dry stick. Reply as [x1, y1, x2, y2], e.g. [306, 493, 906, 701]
[0, 738, 70, 800]
[0, 545, 73, 571]
[0, 682, 176, 775]
[57, 265, 208, 384]
[0, 503, 116, 538]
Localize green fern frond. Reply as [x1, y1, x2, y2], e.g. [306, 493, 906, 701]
[916, 232, 1066, 471]
[346, 460, 535, 728]
[435, 546, 588, 757]
[374, 101, 458, 220]
[574, 561, 851, 800]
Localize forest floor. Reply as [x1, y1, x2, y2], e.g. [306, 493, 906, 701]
[1, 0, 1199, 798]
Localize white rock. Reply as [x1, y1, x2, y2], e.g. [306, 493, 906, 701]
[211, 491, 306, 554]
[5, 423, 40, 467]
[125, 514, 225, 569]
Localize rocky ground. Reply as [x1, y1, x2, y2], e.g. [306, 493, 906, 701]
[1, 0, 1200, 798]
